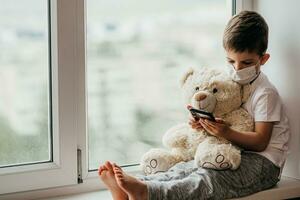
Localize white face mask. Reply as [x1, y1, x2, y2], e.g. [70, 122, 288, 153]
[227, 63, 260, 85]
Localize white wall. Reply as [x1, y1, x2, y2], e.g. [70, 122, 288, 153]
[253, 0, 300, 179]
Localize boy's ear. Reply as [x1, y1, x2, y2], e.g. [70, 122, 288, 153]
[181, 68, 194, 87]
[241, 84, 251, 103]
[261, 53, 270, 65]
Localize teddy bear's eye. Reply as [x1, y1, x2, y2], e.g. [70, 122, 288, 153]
[213, 88, 218, 93]
[195, 87, 200, 91]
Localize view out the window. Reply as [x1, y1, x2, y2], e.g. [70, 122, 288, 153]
[0, 0, 51, 167]
[87, 0, 230, 169]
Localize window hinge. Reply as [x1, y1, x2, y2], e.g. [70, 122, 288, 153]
[77, 148, 83, 184]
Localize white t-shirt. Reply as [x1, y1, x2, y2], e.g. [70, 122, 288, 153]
[242, 72, 290, 169]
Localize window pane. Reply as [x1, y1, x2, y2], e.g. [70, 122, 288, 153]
[0, 0, 51, 167]
[87, 0, 229, 170]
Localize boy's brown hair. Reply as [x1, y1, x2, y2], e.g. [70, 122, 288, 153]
[223, 11, 268, 56]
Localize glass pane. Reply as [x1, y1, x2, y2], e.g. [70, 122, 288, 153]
[0, 0, 51, 167]
[87, 0, 230, 170]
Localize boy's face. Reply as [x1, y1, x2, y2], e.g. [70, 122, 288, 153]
[226, 49, 270, 72]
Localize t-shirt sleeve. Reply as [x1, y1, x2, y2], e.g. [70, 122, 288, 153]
[254, 88, 282, 122]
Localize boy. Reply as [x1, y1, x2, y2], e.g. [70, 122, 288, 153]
[98, 11, 290, 200]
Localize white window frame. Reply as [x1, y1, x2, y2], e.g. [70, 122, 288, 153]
[0, 0, 79, 195]
[0, 0, 248, 199]
[234, 0, 254, 14]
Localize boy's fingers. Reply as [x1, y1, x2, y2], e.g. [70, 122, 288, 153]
[215, 118, 231, 126]
[201, 120, 218, 135]
[215, 118, 225, 123]
[196, 125, 203, 131]
[188, 121, 193, 126]
[189, 117, 196, 122]
[191, 122, 202, 127]
[201, 119, 218, 127]
[200, 119, 215, 129]
[189, 120, 198, 125]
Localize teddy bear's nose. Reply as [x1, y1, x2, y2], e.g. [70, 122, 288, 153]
[195, 93, 207, 101]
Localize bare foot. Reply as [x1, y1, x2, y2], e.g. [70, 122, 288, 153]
[98, 161, 128, 200]
[112, 163, 148, 200]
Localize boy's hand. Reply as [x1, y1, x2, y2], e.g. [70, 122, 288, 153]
[199, 118, 231, 138]
[188, 116, 203, 131]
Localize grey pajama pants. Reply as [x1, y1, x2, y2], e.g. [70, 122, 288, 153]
[137, 152, 280, 200]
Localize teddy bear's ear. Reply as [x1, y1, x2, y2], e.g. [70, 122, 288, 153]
[180, 68, 194, 87]
[241, 84, 251, 103]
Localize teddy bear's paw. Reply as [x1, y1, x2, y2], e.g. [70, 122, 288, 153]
[195, 139, 241, 170]
[201, 154, 232, 170]
[142, 157, 174, 175]
[141, 148, 180, 175]
[143, 159, 161, 175]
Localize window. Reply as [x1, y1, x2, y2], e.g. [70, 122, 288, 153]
[0, 0, 51, 168]
[0, 0, 234, 197]
[86, 0, 231, 170]
[0, 0, 78, 194]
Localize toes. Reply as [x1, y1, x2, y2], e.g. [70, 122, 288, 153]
[98, 166, 102, 176]
[105, 161, 114, 172]
[114, 168, 124, 179]
[113, 166, 122, 174]
[112, 163, 122, 170]
[112, 162, 121, 168]
[115, 173, 123, 179]
[112, 164, 123, 174]
[98, 165, 107, 176]
[115, 172, 125, 185]
[115, 169, 122, 176]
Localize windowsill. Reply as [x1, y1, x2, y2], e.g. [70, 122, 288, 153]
[40, 189, 110, 200]
[38, 176, 300, 200]
[233, 176, 300, 200]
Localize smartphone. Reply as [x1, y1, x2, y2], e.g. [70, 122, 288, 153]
[187, 106, 216, 122]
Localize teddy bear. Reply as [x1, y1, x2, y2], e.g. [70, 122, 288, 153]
[140, 67, 254, 175]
